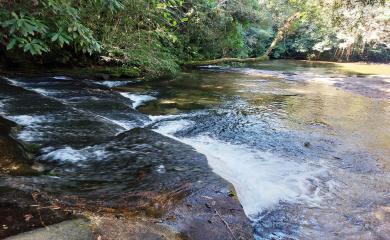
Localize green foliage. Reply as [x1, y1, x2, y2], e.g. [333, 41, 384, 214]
[262, 0, 389, 62]
[0, 0, 388, 78]
[0, 0, 101, 56]
[1, 12, 49, 55]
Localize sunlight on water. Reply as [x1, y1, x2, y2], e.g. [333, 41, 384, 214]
[119, 92, 156, 108]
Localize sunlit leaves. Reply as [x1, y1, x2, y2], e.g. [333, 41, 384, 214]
[20, 39, 49, 55]
[50, 27, 72, 47]
[1, 12, 48, 37]
[1, 1, 101, 56]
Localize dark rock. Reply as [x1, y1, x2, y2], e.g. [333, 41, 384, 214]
[95, 73, 111, 80]
[0, 117, 36, 175]
[3, 128, 253, 239]
[0, 116, 17, 135]
[0, 186, 74, 239]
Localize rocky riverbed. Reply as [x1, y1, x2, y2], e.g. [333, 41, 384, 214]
[0, 112, 252, 239]
[1, 60, 389, 239]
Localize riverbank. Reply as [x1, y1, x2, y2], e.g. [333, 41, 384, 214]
[2, 59, 389, 84]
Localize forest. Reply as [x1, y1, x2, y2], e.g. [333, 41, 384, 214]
[0, 0, 389, 79]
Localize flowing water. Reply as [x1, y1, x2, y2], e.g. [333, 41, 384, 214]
[1, 60, 389, 239]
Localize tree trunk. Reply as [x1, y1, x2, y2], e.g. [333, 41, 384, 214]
[183, 12, 302, 67]
[262, 12, 302, 56]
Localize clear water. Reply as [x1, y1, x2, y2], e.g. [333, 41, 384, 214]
[1, 60, 389, 239]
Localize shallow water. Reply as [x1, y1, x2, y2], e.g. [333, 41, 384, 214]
[1, 60, 389, 239]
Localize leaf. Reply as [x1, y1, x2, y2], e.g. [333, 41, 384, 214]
[6, 38, 17, 50]
[11, 12, 18, 18]
[51, 34, 59, 42]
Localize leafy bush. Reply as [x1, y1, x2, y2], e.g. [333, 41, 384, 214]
[0, 0, 388, 77]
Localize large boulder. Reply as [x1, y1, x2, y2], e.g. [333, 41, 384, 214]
[3, 128, 253, 239]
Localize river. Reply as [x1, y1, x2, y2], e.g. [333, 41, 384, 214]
[1, 60, 389, 239]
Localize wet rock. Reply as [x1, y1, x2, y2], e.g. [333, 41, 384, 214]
[253, 202, 301, 239]
[0, 116, 17, 135]
[0, 117, 36, 175]
[95, 73, 110, 81]
[3, 128, 253, 239]
[91, 216, 181, 240]
[0, 186, 74, 239]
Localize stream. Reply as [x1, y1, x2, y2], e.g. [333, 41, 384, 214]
[1, 60, 389, 239]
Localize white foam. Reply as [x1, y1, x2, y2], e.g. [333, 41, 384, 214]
[148, 113, 196, 123]
[2, 77, 23, 86]
[154, 119, 325, 217]
[183, 136, 324, 216]
[95, 115, 137, 131]
[17, 131, 43, 141]
[109, 119, 137, 130]
[31, 88, 55, 96]
[42, 146, 87, 162]
[52, 76, 71, 80]
[156, 164, 166, 174]
[152, 119, 193, 135]
[96, 81, 132, 88]
[8, 115, 47, 126]
[41, 146, 108, 163]
[120, 92, 156, 108]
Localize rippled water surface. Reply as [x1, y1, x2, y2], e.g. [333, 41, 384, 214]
[1, 60, 389, 239]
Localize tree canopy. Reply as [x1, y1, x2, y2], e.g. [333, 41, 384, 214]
[1, 0, 388, 78]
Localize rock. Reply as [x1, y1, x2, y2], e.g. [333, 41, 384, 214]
[94, 73, 110, 80]
[0, 117, 37, 175]
[91, 216, 181, 240]
[2, 128, 254, 239]
[0, 186, 73, 239]
[5, 219, 92, 240]
[0, 116, 17, 135]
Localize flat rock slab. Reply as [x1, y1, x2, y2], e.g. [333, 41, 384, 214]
[5, 219, 93, 240]
[2, 128, 254, 239]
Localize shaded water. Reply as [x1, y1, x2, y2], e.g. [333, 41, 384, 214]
[1, 60, 389, 239]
